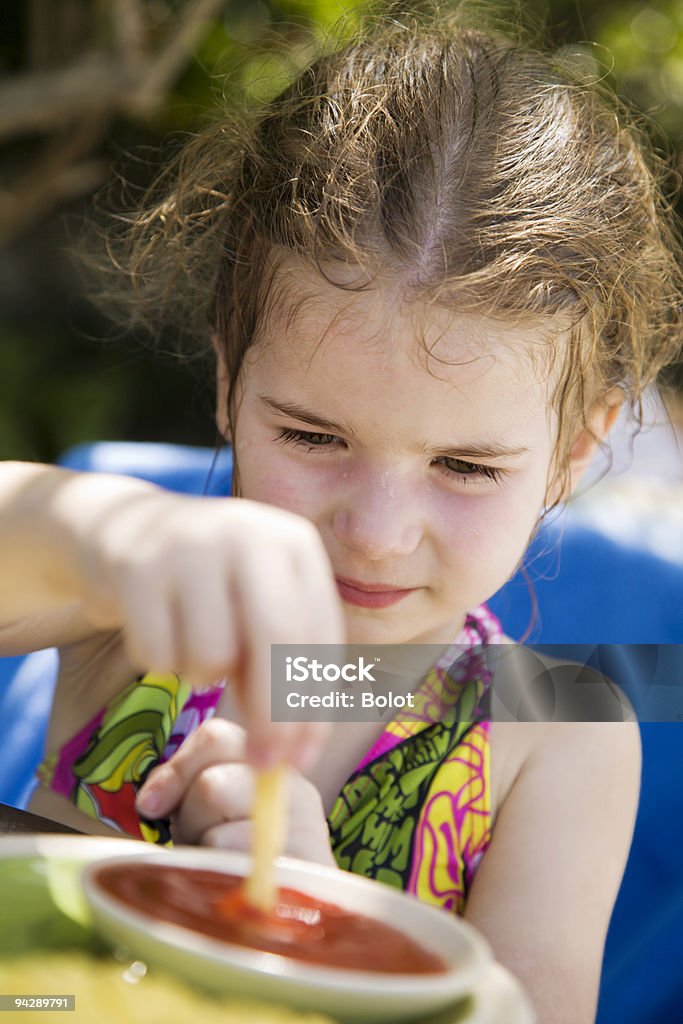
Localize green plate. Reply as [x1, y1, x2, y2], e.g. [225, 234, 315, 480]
[0, 835, 151, 957]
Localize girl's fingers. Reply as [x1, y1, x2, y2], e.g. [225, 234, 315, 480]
[198, 819, 253, 852]
[198, 819, 335, 864]
[284, 543, 342, 770]
[145, 740, 336, 865]
[110, 500, 346, 771]
[232, 539, 343, 769]
[195, 780, 336, 865]
[233, 552, 306, 767]
[170, 763, 254, 845]
[174, 571, 238, 687]
[136, 718, 246, 818]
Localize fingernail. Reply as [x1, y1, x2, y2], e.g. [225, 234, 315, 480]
[136, 784, 162, 816]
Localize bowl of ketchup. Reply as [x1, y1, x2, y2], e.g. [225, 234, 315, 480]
[82, 848, 492, 1023]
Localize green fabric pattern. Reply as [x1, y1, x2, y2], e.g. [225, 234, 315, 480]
[328, 659, 489, 889]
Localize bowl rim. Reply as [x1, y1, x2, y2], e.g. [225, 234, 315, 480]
[82, 847, 492, 999]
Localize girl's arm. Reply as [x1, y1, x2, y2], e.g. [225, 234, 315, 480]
[0, 461, 161, 651]
[0, 461, 344, 768]
[465, 720, 641, 1024]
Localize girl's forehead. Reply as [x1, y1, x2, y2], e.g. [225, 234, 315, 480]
[252, 262, 560, 391]
[243, 294, 562, 452]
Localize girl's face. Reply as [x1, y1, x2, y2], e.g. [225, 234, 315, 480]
[225, 267, 571, 646]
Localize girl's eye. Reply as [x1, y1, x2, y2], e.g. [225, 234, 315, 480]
[437, 456, 503, 484]
[276, 429, 504, 484]
[276, 428, 340, 451]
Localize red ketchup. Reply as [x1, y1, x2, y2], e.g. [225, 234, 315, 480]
[95, 864, 447, 974]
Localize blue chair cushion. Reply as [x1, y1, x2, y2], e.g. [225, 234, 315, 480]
[488, 516, 683, 644]
[57, 441, 233, 497]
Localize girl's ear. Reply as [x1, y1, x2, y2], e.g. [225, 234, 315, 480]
[562, 389, 623, 499]
[212, 334, 231, 440]
[546, 389, 623, 506]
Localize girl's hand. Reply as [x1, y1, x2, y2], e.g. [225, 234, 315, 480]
[43, 471, 343, 770]
[136, 719, 337, 867]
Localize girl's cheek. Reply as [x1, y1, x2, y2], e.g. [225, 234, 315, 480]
[431, 480, 543, 566]
[429, 485, 511, 540]
[242, 453, 335, 521]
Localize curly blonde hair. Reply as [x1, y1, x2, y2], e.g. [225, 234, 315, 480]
[106, 4, 683, 500]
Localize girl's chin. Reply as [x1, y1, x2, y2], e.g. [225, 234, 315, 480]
[343, 615, 409, 646]
[343, 610, 464, 648]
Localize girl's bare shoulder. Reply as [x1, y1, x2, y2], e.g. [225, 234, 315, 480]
[488, 638, 638, 823]
[489, 639, 635, 722]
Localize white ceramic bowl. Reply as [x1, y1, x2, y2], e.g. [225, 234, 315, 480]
[83, 847, 492, 1023]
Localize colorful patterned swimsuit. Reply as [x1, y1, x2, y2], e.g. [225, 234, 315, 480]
[37, 605, 503, 915]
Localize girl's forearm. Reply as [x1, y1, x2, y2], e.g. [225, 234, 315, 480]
[0, 461, 157, 627]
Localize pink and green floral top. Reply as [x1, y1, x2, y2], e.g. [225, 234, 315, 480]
[37, 604, 502, 915]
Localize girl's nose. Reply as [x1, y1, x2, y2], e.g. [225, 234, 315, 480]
[332, 472, 423, 558]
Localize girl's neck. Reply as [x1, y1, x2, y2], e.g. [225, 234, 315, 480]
[347, 614, 468, 648]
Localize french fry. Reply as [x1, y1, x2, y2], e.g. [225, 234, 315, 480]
[245, 765, 287, 913]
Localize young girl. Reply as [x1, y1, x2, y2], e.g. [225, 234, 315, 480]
[3, 7, 682, 1022]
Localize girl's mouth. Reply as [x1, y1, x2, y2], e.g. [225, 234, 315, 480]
[335, 577, 417, 609]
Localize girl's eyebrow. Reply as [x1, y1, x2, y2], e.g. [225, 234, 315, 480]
[259, 395, 354, 436]
[259, 394, 530, 459]
[429, 442, 531, 460]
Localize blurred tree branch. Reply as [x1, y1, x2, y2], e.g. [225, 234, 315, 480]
[0, 0, 229, 245]
[0, 0, 680, 464]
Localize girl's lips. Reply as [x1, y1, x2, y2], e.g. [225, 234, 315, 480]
[335, 577, 416, 609]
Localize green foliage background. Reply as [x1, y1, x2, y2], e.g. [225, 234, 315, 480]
[1, 0, 682, 462]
